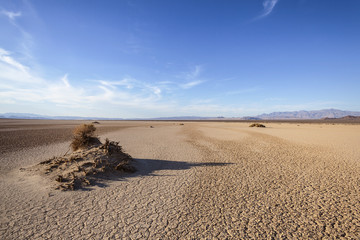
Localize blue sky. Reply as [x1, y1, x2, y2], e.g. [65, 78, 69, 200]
[1, 0, 359, 118]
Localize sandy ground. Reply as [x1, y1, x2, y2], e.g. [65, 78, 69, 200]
[1, 120, 360, 239]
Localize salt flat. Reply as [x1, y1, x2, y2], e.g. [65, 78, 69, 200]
[1, 120, 360, 239]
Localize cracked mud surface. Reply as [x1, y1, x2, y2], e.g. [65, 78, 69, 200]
[1, 121, 360, 239]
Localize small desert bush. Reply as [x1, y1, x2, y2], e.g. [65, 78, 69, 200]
[249, 123, 266, 128]
[71, 124, 99, 151]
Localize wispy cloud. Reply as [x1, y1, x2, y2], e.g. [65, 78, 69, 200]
[98, 78, 136, 89]
[1, 49, 260, 117]
[181, 80, 205, 89]
[1, 48, 224, 117]
[178, 65, 206, 89]
[185, 65, 202, 80]
[255, 0, 279, 20]
[0, 48, 29, 73]
[0, 48, 165, 114]
[0, 48, 41, 83]
[97, 78, 162, 98]
[1, 10, 22, 21]
[1, 7, 35, 60]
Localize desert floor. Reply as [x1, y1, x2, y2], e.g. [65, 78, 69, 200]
[1, 119, 360, 239]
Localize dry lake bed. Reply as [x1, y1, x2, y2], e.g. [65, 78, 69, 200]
[1, 119, 360, 239]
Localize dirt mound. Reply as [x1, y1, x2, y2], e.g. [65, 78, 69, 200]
[34, 138, 136, 191]
[249, 123, 266, 128]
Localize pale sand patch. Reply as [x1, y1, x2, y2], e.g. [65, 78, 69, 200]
[252, 123, 360, 148]
[247, 123, 360, 160]
[197, 122, 250, 141]
[1, 121, 360, 238]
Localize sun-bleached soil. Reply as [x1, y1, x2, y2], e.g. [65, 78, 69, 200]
[1, 120, 360, 239]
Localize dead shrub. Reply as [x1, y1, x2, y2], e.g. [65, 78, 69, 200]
[249, 123, 266, 128]
[70, 124, 100, 151]
[36, 124, 137, 191]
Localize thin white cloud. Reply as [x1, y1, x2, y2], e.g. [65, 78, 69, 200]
[0, 49, 166, 113]
[185, 65, 202, 80]
[255, 0, 279, 19]
[148, 85, 161, 97]
[178, 65, 206, 89]
[158, 65, 206, 91]
[0, 48, 249, 118]
[98, 78, 136, 89]
[0, 48, 41, 83]
[61, 74, 71, 88]
[181, 80, 205, 89]
[1, 7, 35, 60]
[97, 78, 162, 99]
[0, 48, 29, 73]
[1, 10, 22, 20]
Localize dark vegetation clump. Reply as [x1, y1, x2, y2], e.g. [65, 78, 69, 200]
[71, 124, 100, 151]
[249, 123, 266, 128]
[92, 121, 100, 124]
[35, 124, 136, 191]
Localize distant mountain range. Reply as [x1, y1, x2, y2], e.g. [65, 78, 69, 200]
[147, 116, 225, 120]
[0, 113, 124, 120]
[0, 112, 221, 121]
[1, 109, 360, 120]
[245, 109, 360, 120]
